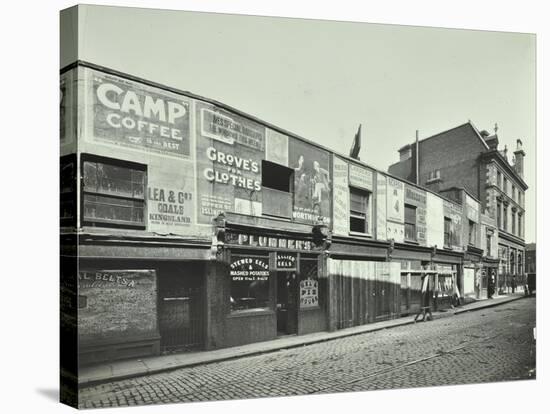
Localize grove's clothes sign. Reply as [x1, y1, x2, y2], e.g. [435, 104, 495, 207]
[88, 70, 191, 158]
[196, 102, 264, 224]
[332, 157, 350, 236]
[289, 138, 331, 225]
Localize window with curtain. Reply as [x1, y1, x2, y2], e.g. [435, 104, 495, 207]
[404, 204, 417, 241]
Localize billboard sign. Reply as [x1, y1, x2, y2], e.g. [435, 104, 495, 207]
[196, 102, 264, 224]
[332, 157, 349, 236]
[89, 70, 191, 158]
[289, 138, 331, 225]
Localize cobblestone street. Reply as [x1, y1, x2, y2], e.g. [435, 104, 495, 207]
[79, 297, 536, 409]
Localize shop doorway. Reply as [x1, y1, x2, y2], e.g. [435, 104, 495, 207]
[158, 270, 205, 353]
[276, 271, 298, 335]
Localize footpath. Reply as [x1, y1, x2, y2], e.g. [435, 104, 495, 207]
[78, 293, 526, 387]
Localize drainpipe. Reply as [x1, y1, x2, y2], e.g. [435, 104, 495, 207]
[416, 130, 420, 185]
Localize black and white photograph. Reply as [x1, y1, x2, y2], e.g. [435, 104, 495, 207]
[57, 3, 540, 410]
[2, 1, 548, 413]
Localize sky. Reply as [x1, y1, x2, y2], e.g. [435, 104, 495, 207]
[64, 5, 536, 243]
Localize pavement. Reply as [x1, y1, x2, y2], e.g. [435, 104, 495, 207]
[78, 292, 527, 387]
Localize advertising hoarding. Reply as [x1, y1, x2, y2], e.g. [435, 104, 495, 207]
[387, 177, 404, 223]
[87, 69, 191, 158]
[349, 164, 374, 191]
[289, 138, 331, 225]
[196, 102, 264, 224]
[332, 157, 350, 236]
[376, 173, 387, 240]
[405, 184, 427, 245]
[426, 192, 444, 248]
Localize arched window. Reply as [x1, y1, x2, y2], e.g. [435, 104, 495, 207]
[510, 252, 516, 275]
[517, 253, 523, 275]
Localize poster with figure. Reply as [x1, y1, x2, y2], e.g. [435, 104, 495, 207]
[289, 138, 331, 225]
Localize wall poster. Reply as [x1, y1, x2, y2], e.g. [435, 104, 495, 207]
[387, 177, 404, 223]
[196, 102, 264, 224]
[289, 138, 331, 225]
[376, 173, 387, 240]
[405, 184, 427, 245]
[265, 128, 289, 166]
[147, 164, 195, 234]
[349, 164, 374, 191]
[332, 157, 349, 236]
[87, 68, 191, 158]
[78, 270, 157, 342]
[426, 192, 444, 248]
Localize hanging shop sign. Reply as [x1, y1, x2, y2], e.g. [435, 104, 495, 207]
[88, 69, 191, 158]
[289, 138, 331, 225]
[332, 157, 350, 236]
[277, 254, 297, 270]
[300, 279, 319, 308]
[349, 164, 374, 191]
[229, 257, 270, 281]
[226, 232, 316, 251]
[196, 102, 264, 224]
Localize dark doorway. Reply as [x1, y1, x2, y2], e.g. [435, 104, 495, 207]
[158, 268, 204, 353]
[276, 271, 298, 335]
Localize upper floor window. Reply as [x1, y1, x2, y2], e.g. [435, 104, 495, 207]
[503, 205, 508, 231]
[518, 191, 523, 207]
[497, 201, 502, 229]
[503, 177, 508, 194]
[60, 154, 77, 227]
[349, 187, 371, 234]
[82, 155, 146, 228]
[518, 214, 523, 238]
[404, 204, 417, 242]
[512, 185, 516, 201]
[486, 234, 492, 256]
[497, 171, 502, 188]
[444, 217, 452, 248]
[262, 160, 293, 219]
[427, 169, 441, 182]
[512, 211, 516, 234]
[468, 220, 476, 245]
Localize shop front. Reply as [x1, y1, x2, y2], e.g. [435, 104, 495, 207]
[66, 235, 213, 365]
[463, 246, 484, 301]
[207, 217, 329, 348]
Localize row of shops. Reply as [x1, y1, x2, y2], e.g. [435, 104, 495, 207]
[59, 61, 524, 367]
[62, 214, 499, 366]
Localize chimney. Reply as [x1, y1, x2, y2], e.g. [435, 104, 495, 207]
[514, 139, 525, 178]
[501, 145, 508, 162]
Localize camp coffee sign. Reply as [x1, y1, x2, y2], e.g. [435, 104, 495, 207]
[91, 71, 190, 157]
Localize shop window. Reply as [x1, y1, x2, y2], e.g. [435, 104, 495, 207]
[444, 217, 452, 248]
[349, 187, 371, 234]
[229, 255, 270, 312]
[60, 154, 77, 227]
[262, 160, 293, 219]
[468, 220, 476, 245]
[82, 155, 146, 228]
[404, 204, 417, 241]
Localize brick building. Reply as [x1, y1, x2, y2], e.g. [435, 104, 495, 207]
[388, 122, 528, 294]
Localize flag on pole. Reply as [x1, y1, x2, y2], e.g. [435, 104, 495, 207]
[349, 124, 361, 160]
